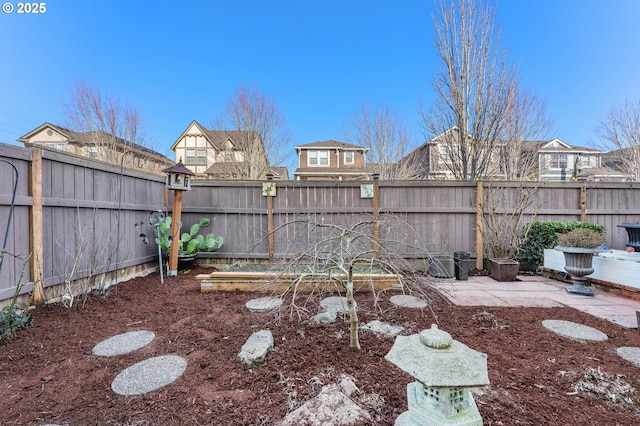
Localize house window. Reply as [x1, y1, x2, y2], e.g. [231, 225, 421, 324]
[88, 146, 98, 159]
[344, 151, 354, 165]
[438, 144, 457, 164]
[197, 149, 207, 164]
[224, 150, 235, 161]
[56, 143, 66, 151]
[551, 154, 567, 169]
[186, 149, 196, 165]
[578, 155, 591, 168]
[308, 150, 329, 166]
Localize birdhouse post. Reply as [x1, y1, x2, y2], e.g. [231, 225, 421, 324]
[162, 159, 195, 276]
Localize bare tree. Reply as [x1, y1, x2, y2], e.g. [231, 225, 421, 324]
[595, 100, 640, 181]
[64, 80, 151, 167]
[260, 215, 433, 350]
[501, 86, 553, 180]
[212, 85, 292, 180]
[421, 0, 548, 181]
[343, 103, 418, 179]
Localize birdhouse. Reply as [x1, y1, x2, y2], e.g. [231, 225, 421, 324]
[385, 324, 489, 425]
[163, 159, 195, 191]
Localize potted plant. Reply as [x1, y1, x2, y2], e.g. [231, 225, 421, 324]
[154, 217, 223, 270]
[480, 184, 537, 282]
[555, 227, 605, 296]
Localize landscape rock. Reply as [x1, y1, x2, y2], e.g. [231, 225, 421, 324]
[361, 320, 404, 337]
[238, 329, 274, 366]
[312, 310, 337, 324]
[390, 295, 428, 309]
[279, 382, 372, 426]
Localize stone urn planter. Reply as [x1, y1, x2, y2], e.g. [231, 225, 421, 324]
[554, 247, 601, 296]
[554, 226, 606, 296]
[617, 223, 640, 252]
[489, 258, 519, 282]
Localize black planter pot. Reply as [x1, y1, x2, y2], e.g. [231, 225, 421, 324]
[554, 246, 601, 296]
[617, 223, 640, 252]
[178, 254, 197, 271]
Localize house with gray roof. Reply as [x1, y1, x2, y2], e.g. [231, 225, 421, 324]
[18, 122, 173, 174]
[293, 140, 369, 181]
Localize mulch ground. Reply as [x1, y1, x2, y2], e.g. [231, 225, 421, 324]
[1, 267, 640, 425]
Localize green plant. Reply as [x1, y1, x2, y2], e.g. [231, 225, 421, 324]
[557, 227, 606, 248]
[518, 221, 606, 268]
[1, 253, 32, 344]
[154, 216, 223, 256]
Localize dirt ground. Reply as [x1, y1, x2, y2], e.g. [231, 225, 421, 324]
[1, 267, 640, 425]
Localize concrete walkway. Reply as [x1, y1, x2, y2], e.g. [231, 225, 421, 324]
[431, 275, 640, 329]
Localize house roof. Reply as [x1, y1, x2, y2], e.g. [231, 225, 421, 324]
[294, 140, 368, 151]
[18, 122, 172, 161]
[204, 161, 247, 176]
[169, 120, 259, 151]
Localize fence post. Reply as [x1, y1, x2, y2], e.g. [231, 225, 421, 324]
[580, 183, 587, 222]
[29, 148, 45, 305]
[373, 176, 380, 259]
[267, 191, 274, 262]
[475, 181, 483, 270]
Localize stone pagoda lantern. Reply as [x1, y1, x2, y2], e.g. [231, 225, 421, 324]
[385, 324, 489, 426]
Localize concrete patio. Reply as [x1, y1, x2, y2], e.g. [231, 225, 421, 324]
[431, 275, 640, 330]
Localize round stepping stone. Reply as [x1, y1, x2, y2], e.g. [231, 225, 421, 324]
[92, 330, 155, 357]
[390, 295, 428, 309]
[320, 296, 352, 314]
[616, 347, 640, 368]
[246, 297, 283, 312]
[541, 319, 608, 342]
[111, 355, 187, 396]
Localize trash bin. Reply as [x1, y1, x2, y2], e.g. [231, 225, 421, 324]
[429, 254, 455, 279]
[454, 251, 470, 281]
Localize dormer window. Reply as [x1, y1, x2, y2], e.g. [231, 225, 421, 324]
[308, 150, 329, 166]
[344, 151, 354, 165]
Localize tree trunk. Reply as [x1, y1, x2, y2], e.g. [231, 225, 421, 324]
[346, 277, 360, 349]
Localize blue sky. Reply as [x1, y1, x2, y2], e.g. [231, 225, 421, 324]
[1, 0, 639, 172]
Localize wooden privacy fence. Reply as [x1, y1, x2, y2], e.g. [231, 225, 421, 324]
[3, 142, 640, 305]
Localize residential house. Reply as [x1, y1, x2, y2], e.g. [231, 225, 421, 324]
[528, 138, 625, 181]
[293, 140, 369, 181]
[601, 147, 640, 181]
[17, 122, 173, 174]
[400, 127, 623, 181]
[170, 121, 284, 180]
[398, 127, 507, 180]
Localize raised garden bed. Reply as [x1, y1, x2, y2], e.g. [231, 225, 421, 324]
[197, 267, 400, 292]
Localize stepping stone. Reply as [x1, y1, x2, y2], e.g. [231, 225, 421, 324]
[245, 297, 282, 312]
[390, 295, 428, 309]
[92, 330, 155, 357]
[541, 320, 608, 342]
[312, 310, 337, 324]
[361, 320, 404, 337]
[111, 355, 187, 396]
[616, 347, 640, 368]
[238, 330, 274, 366]
[320, 296, 353, 314]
